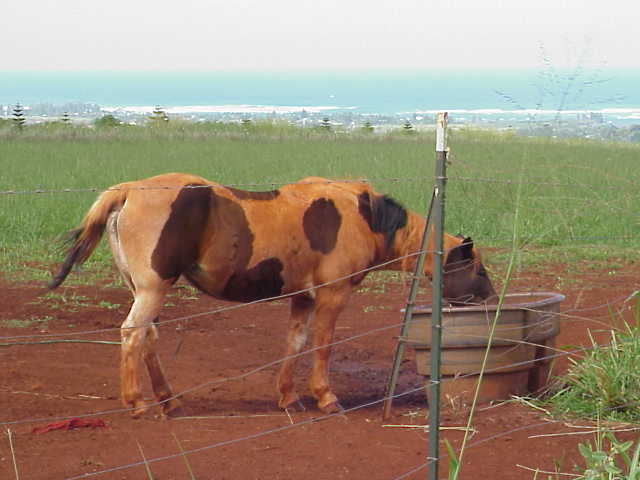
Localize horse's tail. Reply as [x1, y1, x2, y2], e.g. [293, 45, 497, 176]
[49, 184, 130, 289]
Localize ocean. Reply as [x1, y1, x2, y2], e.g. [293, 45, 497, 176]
[1, 69, 640, 122]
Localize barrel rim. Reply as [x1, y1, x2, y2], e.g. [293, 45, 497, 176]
[410, 291, 566, 315]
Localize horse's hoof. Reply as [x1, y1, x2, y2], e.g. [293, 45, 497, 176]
[130, 403, 149, 419]
[283, 399, 306, 413]
[278, 393, 302, 411]
[319, 401, 344, 414]
[158, 396, 184, 419]
[164, 405, 185, 419]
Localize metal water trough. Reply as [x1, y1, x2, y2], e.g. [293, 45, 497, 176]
[406, 292, 565, 404]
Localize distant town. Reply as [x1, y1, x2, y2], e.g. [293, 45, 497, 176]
[2, 101, 640, 143]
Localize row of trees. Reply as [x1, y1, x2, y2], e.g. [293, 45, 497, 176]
[4, 103, 169, 130]
[4, 103, 421, 134]
[5, 102, 72, 130]
[143, 109, 404, 133]
[319, 117, 415, 134]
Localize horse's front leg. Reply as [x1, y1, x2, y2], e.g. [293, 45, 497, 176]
[309, 286, 350, 413]
[277, 294, 314, 410]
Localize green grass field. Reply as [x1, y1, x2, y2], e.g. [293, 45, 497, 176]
[1, 122, 638, 280]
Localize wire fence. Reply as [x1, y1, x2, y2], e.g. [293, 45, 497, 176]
[1, 171, 639, 479]
[1, 174, 639, 196]
[2, 290, 635, 429]
[5, 333, 634, 480]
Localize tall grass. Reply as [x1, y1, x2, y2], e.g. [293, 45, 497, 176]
[1, 122, 638, 276]
[544, 294, 640, 423]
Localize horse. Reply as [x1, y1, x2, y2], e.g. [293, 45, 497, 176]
[50, 173, 495, 417]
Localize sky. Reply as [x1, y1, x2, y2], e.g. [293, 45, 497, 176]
[2, 0, 639, 71]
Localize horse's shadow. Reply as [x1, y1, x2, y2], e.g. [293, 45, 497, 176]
[175, 386, 426, 419]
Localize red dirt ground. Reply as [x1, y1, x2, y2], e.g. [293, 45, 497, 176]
[1, 262, 638, 480]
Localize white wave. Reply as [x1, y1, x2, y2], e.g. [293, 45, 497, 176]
[412, 108, 640, 116]
[101, 104, 356, 115]
[413, 109, 506, 115]
[600, 108, 640, 114]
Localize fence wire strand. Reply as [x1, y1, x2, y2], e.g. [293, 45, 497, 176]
[0, 249, 429, 343]
[2, 172, 639, 196]
[1, 291, 635, 427]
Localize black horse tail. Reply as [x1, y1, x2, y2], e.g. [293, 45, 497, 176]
[49, 185, 130, 289]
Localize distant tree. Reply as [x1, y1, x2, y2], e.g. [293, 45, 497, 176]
[94, 114, 121, 128]
[361, 121, 374, 133]
[241, 118, 252, 128]
[12, 103, 26, 130]
[61, 112, 71, 124]
[402, 120, 415, 134]
[320, 117, 332, 131]
[149, 105, 169, 124]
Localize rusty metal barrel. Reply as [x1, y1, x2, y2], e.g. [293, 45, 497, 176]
[406, 292, 565, 405]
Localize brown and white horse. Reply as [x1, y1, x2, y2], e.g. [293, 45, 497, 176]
[51, 173, 495, 417]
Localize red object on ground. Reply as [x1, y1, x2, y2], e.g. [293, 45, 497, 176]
[32, 418, 107, 434]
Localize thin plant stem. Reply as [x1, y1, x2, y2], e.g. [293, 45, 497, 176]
[136, 440, 155, 480]
[0, 340, 120, 348]
[172, 432, 196, 480]
[454, 173, 524, 477]
[6, 428, 20, 480]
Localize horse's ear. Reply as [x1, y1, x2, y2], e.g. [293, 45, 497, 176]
[445, 238, 470, 270]
[460, 236, 474, 259]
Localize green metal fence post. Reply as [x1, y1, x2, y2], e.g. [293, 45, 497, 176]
[428, 112, 448, 480]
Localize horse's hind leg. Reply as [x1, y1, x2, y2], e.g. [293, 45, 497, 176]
[109, 212, 180, 417]
[277, 294, 314, 409]
[120, 288, 169, 418]
[143, 322, 183, 418]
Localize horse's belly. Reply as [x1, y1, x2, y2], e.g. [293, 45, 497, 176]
[185, 257, 288, 303]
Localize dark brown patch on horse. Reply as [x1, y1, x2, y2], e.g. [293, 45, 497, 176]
[226, 187, 280, 201]
[357, 192, 407, 249]
[222, 257, 285, 302]
[151, 184, 212, 280]
[216, 195, 255, 270]
[181, 193, 255, 297]
[303, 198, 342, 254]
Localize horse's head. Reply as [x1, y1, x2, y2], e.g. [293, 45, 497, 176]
[441, 236, 496, 306]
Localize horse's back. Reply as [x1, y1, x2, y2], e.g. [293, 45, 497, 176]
[293, 176, 372, 197]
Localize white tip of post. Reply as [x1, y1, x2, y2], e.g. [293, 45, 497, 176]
[436, 112, 448, 152]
